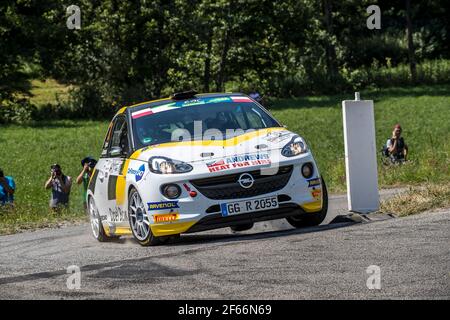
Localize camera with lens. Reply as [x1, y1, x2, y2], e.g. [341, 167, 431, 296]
[50, 164, 62, 177]
[81, 157, 97, 169]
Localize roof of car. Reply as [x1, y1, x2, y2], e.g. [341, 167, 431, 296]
[116, 92, 248, 116]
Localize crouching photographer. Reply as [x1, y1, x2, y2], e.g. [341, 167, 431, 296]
[0, 168, 15, 206]
[45, 164, 72, 212]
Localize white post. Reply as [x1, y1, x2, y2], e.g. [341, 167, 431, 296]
[342, 93, 379, 213]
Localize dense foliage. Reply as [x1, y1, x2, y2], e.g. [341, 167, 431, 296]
[1, 0, 449, 120]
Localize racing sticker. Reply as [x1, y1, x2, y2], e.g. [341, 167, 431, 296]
[109, 207, 128, 222]
[103, 159, 124, 175]
[153, 213, 179, 223]
[206, 97, 232, 104]
[132, 108, 153, 119]
[231, 96, 252, 103]
[127, 164, 145, 182]
[182, 99, 206, 107]
[310, 188, 322, 201]
[147, 201, 179, 211]
[206, 153, 271, 172]
[307, 177, 321, 201]
[307, 178, 321, 188]
[130, 96, 252, 120]
[264, 131, 292, 143]
[131, 104, 178, 119]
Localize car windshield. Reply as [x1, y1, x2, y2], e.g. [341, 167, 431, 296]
[131, 98, 281, 148]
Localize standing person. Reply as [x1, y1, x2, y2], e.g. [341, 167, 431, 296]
[45, 164, 72, 211]
[385, 124, 409, 163]
[76, 156, 97, 210]
[0, 168, 15, 206]
[249, 90, 264, 105]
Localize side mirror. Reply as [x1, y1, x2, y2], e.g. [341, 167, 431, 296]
[110, 146, 123, 157]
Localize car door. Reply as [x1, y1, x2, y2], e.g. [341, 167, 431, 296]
[92, 121, 114, 221]
[104, 115, 130, 229]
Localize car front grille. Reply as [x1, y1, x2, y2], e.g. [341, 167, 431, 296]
[190, 165, 293, 200]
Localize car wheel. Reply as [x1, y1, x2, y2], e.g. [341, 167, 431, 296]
[286, 177, 329, 228]
[230, 223, 254, 232]
[128, 188, 161, 246]
[88, 196, 117, 242]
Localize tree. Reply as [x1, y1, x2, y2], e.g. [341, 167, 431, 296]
[405, 0, 417, 82]
[322, 0, 338, 81]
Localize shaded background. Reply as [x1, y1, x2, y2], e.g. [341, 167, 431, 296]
[1, 0, 449, 121]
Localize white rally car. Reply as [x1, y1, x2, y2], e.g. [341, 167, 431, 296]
[87, 91, 328, 246]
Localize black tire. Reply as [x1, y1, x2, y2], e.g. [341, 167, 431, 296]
[88, 196, 119, 242]
[286, 177, 328, 228]
[128, 188, 161, 246]
[230, 223, 254, 232]
[157, 235, 172, 244]
[170, 234, 181, 241]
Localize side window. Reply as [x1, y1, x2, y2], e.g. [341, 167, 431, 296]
[246, 107, 266, 128]
[101, 122, 114, 158]
[109, 116, 129, 157]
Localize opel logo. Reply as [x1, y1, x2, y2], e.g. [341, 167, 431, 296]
[238, 173, 254, 189]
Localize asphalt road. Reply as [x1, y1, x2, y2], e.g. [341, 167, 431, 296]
[0, 189, 448, 299]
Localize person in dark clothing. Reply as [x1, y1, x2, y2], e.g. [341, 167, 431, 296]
[76, 156, 97, 210]
[0, 168, 15, 206]
[384, 124, 408, 163]
[44, 164, 72, 211]
[248, 90, 265, 105]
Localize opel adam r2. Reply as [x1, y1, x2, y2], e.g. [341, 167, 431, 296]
[87, 91, 328, 246]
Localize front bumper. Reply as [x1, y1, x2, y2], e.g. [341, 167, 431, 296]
[136, 153, 323, 236]
[185, 202, 306, 233]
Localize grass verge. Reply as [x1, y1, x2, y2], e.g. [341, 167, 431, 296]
[0, 206, 88, 235]
[0, 120, 108, 235]
[381, 183, 450, 217]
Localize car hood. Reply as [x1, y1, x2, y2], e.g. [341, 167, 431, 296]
[131, 128, 297, 164]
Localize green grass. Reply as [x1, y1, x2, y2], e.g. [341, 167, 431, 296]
[0, 120, 108, 233]
[1, 84, 449, 234]
[30, 79, 72, 106]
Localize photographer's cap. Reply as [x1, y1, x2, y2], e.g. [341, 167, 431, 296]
[51, 164, 61, 170]
[81, 156, 96, 167]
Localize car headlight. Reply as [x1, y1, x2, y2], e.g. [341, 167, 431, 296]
[281, 136, 308, 157]
[148, 156, 193, 174]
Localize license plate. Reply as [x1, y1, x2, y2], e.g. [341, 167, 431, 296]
[220, 196, 279, 217]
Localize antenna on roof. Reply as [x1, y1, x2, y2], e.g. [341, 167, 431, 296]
[171, 90, 198, 100]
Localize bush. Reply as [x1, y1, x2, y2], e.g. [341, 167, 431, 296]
[0, 86, 117, 124]
[0, 98, 36, 124]
[350, 59, 450, 88]
[268, 59, 450, 98]
[64, 86, 114, 119]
